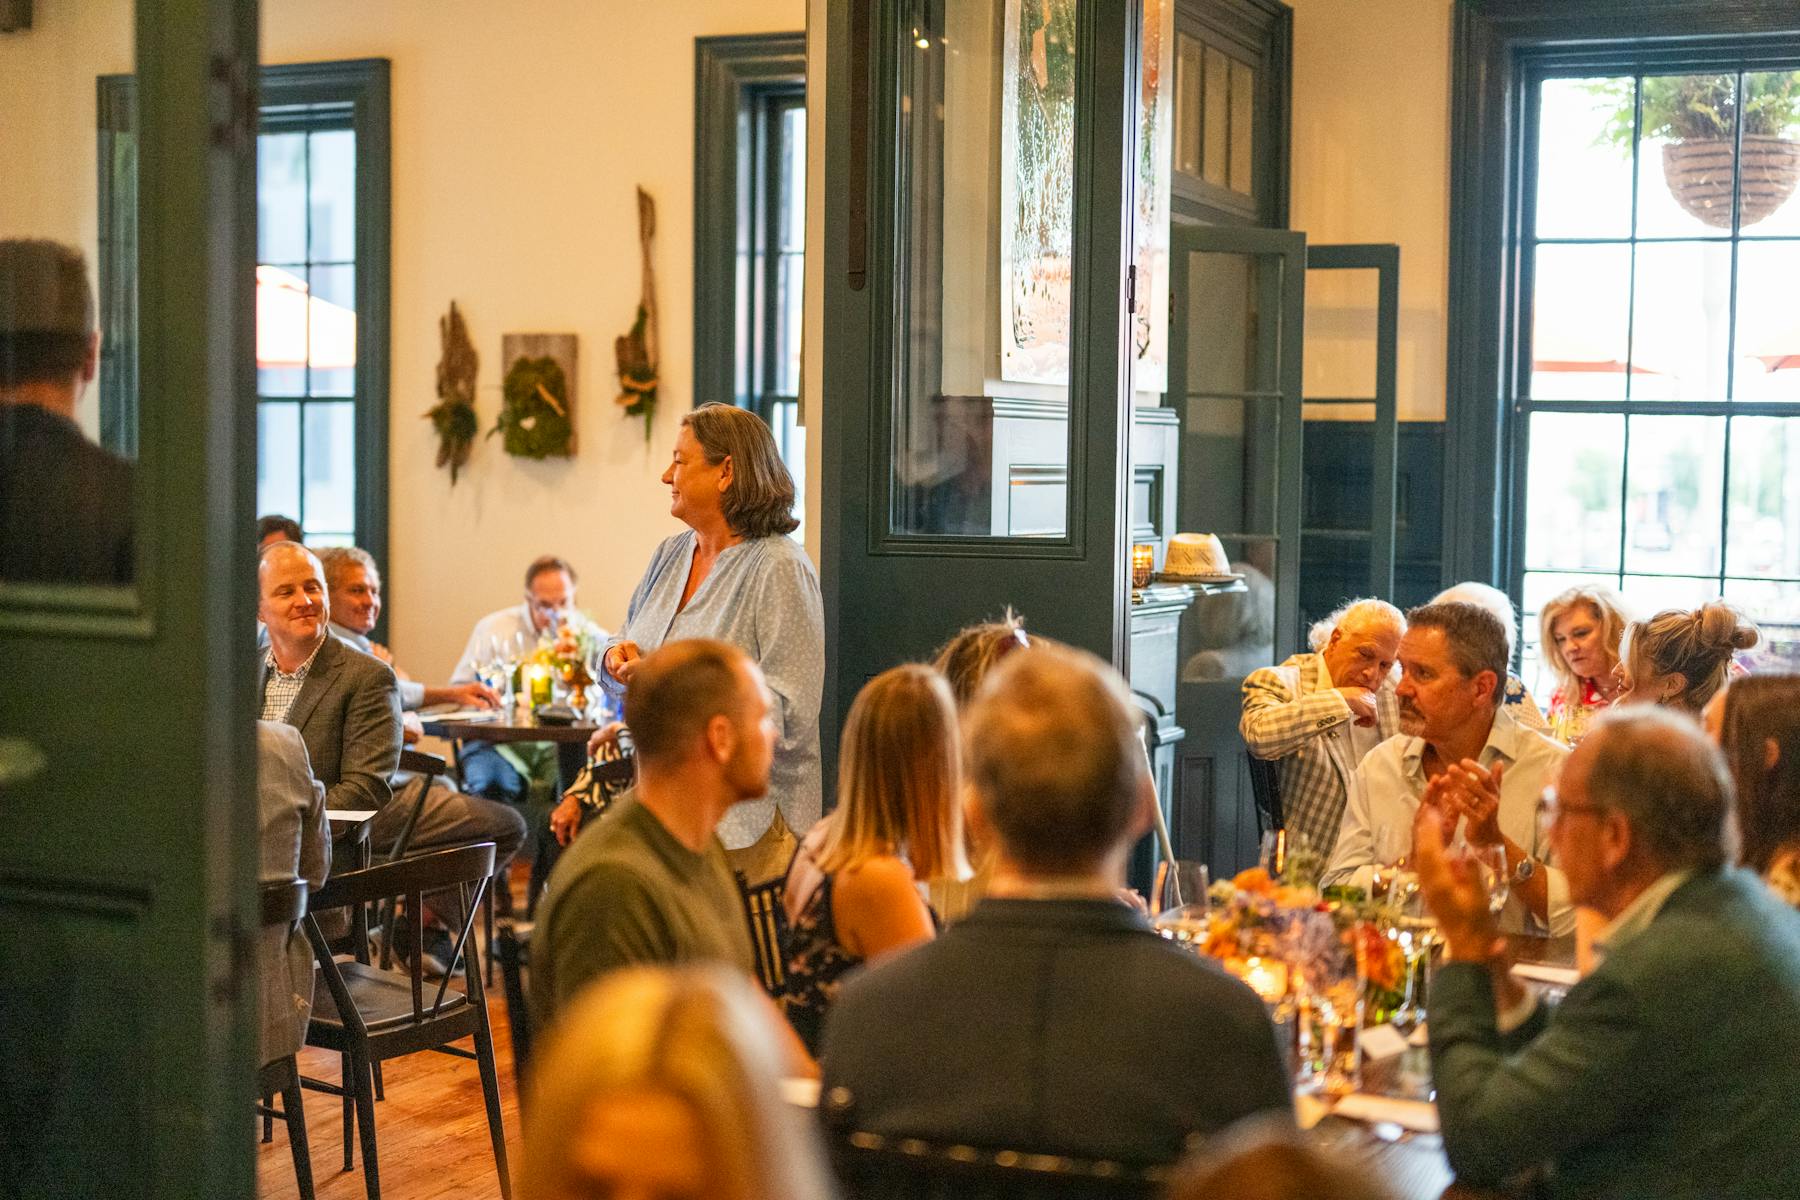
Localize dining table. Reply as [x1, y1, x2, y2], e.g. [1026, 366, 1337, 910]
[1301, 932, 1578, 1200]
[418, 702, 609, 792]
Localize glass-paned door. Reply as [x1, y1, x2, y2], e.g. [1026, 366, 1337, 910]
[1167, 223, 1305, 876]
[822, 0, 1145, 768]
[1299, 243, 1400, 629]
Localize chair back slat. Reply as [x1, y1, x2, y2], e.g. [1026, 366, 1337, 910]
[734, 871, 787, 996]
[311, 842, 497, 910]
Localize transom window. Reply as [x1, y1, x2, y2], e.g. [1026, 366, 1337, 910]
[1518, 64, 1800, 691]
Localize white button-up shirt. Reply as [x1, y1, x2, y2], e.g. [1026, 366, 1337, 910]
[449, 602, 608, 684]
[1323, 703, 1575, 935]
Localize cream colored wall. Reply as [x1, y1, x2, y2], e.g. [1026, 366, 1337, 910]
[0, 0, 809, 680]
[1287, 0, 1454, 422]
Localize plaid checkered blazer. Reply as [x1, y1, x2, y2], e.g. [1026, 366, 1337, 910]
[1239, 652, 1398, 859]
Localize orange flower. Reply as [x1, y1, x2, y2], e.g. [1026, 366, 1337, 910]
[1232, 867, 1276, 896]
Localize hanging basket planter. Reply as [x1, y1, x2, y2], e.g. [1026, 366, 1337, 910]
[1661, 135, 1800, 230]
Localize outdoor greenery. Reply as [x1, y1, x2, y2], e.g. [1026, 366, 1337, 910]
[1588, 70, 1800, 152]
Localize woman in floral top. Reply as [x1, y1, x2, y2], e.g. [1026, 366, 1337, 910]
[1711, 674, 1800, 909]
[778, 664, 966, 1054]
[1538, 586, 1631, 744]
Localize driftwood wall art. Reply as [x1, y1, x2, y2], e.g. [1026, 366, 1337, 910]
[427, 300, 479, 483]
[614, 186, 660, 442]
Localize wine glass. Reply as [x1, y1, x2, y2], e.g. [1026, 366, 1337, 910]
[1470, 841, 1510, 916]
[1152, 861, 1211, 949]
[1370, 824, 1410, 901]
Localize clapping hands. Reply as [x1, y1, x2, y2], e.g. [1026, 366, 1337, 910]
[1423, 758, 1507, 847]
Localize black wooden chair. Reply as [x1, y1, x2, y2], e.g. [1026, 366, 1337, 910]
[734, 870, 787, 996]
[1245, 751, 1285, 835]
[822, 1087, 1170, 1200]
[257, 877, 315, 1200]
[302, 842, 510, 1200]
[494, 917, 534, 1097]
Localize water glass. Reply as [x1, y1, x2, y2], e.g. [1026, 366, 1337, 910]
[1470, 841, 1510, 915]
[1152, 860, 1211, 949]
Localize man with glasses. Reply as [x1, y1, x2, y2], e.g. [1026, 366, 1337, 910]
[448, 555, 607, 808]
[1323, 601, 1573, 935]
[1414, 707, 1800, 1198]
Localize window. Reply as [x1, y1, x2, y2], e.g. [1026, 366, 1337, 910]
[97, 60, 389, 561]
[694, 34, 807, 527]
[1514, 60, 1800, 691]
[255, 61, 390, 555]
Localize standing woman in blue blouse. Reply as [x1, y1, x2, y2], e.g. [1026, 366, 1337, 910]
[595, 403, 824, 882]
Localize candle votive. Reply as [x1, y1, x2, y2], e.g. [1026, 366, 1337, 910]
[524, 662, 554, 708]
[1131, 543, 1155, 589]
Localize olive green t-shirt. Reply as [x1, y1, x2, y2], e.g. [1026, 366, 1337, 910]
[529, 791, 755, 1031]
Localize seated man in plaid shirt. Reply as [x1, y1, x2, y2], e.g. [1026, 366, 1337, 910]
[1239, 598, 1404, 858]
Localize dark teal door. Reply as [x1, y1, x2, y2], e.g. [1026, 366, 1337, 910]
[0, 3, 261, 1195]
[819, 0, 1146, 773]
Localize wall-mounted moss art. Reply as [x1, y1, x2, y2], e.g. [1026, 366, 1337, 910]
[492, 332, 577, 458]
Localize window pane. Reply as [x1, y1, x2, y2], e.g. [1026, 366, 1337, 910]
[1228, 58, 1254, 195]
[1303, 267, 1377, 401]
[895, 0, 1078, 537]
[308, 129, 356, 263]
[1739, 70, 1800, 236]
[1723, 579, 1800, 671]
[257, 132, 308, 264]
[778, 252, 804, 397]
[256, 265, 309, 396]
[1636, 73, 1737, 238]
[1523, 411, 1624, 571]
[1534, 77, 1634, 239]
[301, 401, 356, 537]
[257, 402, 301, 520]
[1624, 414, 1726, 576]
[780, 105, 806, 253]
[1202, 46, 1229, 188]
[1628, 240, 1732, 401]
[1726, 416, 1800, 579]
[1174, 32, 1201, 177]
[1621, 574, 1719, 614]
[306, 264, 356, 396]
[1530, 243, 1630, 400]
[1731, 239, 1800, 401]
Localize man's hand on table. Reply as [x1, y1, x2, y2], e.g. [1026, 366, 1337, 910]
[442, 680, 501, 709]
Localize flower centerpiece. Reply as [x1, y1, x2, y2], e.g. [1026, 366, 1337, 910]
[548, 621, 598, 711]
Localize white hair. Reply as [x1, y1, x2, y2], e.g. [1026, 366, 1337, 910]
[1431, 581, 1518, 659]
[1308, 597, 1406, 652]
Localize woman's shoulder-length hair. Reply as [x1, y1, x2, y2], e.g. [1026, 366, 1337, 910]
[683, 402, 799, 539]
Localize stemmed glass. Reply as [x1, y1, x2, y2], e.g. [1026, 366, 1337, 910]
[1152, 861, 1211, 950]
[1469, 841, 1511, 916]
[1370, 824, 1410, 903]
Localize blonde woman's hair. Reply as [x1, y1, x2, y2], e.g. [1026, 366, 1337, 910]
[1537, 585, 1631, 700]
[1624, 601, 1760, 713]
[818, 663, 967, 883]
[931, 610, 1031, 708]
[519, 965, 834, 1200]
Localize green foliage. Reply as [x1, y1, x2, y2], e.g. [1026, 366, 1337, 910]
[490, 355, 574, 459]
[1588, 71, 1800, 154]
[1572, 448, 1621, 512]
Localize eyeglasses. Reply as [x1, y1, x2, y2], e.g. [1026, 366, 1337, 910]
[1536, 786, 1608, 841]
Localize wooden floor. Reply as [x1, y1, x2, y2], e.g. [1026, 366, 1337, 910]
[258, 895, 525, 1199]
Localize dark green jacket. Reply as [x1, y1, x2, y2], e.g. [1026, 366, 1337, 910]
[1430, 868, 1800, 1198]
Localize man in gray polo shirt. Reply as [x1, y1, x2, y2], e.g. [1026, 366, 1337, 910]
[530, 638, 764, 1032]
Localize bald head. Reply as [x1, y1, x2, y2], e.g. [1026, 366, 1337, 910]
[258, 540, 328, 660]
[1572, 707, 1733, 874]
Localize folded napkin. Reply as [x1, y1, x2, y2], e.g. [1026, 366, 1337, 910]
[1331, 1092, 1440, 1133]
[1511, 961, 1581, 988]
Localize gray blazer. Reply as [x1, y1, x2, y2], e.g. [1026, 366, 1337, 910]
[257, 721, 330, 1065]
[261, 632, 402, 815]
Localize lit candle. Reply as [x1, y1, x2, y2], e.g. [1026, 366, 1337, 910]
[1242, 956, 1290, 1004]
[524, 662, 553, 708]
[1131, 543, 1155, 589]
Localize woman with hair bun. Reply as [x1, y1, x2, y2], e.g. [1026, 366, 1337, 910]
[1618, 601, 1759, 714]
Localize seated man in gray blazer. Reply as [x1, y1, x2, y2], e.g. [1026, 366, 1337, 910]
[821, 644, 1292, 1166]
[257, 720, 330, 1066]
[1416, 707, 1800, 1198]
[257, 541, 401, 816]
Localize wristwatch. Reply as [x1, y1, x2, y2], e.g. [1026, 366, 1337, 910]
[1513, 855, 1537, 884]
